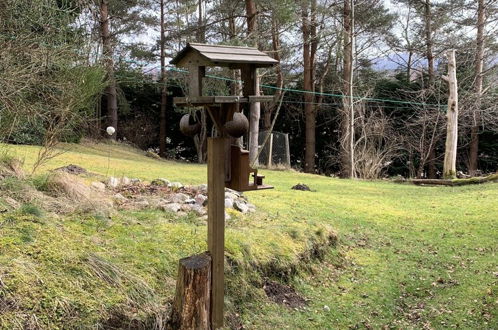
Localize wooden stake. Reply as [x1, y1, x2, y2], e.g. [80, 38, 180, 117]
[443, 50, 459, 179]
[268, 133, 273, 167]
[285, 133, 291, 168]
[169, 253, 211, 329]
[207, 137, 227, 329]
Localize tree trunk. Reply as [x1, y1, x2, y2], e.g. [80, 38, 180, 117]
[193, 0, 208, 163]
[424, 0, 436, 178]
[245, 0, 260, 166]
[469, 0, 486, 176]
[443, 50, 458, 179]
[302, 0, 316, 173]
[428, 147, 437, 178]
[264, 13, 283, 130]
[196, 0, 205, 43]
[424, 0, 434, 86]
[159, 0, 167, 156]
[168, 252, 211, 330]
[99, 0, 118, 139]
[341, 0, 354, 178]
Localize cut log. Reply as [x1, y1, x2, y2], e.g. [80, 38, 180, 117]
[168, 252, 211, 330]
[405, 174, 498, 187]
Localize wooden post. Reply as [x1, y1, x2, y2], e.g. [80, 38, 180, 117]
[443, 50, 459, 179]
[169, 253, 211, 330]
[189, 65, 205, 97]
[207, 137, 226, 329]
[268, 133, 273, 167]
[285, 133, 291, 168]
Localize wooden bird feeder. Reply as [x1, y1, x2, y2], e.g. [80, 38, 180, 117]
[170, 43, 278, 329]
[172, 43, 276, 192]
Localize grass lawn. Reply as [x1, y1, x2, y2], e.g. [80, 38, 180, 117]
[1, 141, 497, 329]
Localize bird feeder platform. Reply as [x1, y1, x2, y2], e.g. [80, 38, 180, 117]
[173, 95, 275, 106]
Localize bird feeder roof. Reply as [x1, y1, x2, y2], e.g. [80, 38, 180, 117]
[170, 43, 278, 68]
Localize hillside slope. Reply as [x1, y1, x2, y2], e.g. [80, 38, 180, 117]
[0, 141, 497, 329]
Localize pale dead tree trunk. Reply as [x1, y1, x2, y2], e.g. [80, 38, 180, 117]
[159, 0, 167, 156]
[301, 0, 317, 173]
[424, 0, 437, 178]
[443, 50, 458, 179]
[245, 0, 261, 166]
[469, 0, 486, 176]
[341, 0, 354, 178]
[100, 0, 118, 139]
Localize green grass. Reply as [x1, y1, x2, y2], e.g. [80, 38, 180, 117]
[0, 141, 497, 329]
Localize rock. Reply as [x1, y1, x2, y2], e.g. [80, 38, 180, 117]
[130, 178, 141, 185]
[107, 177, 120, 188]
[161, 203, 182, 212]
[194, 194, 208, 206]
[246, 203, 256, 213]
[225, 188, 241, 197]
[133, 200, 150, 209]
[191, 204, 207, 216]
[291, 183, 311, 191]
[121, 177, 131, 185]
[197, 184, 208, 193]
[146, 151, 161, 160]
[169, 182, 184, 190]
[113, 193, 127, 202]
[225, 192, 239, 201]
[181, 204, 194, 212]
[151, 178, 170, 186]
[233, 200, 249, 213]
[225, 198, 234, 209]
[54, 164, 87, 175]
[170, 193, 190, 204]
[199, 215, 208, 221]
[185, 198, 196, 204]
[323, 305, 330, 312]
[4, 197, 20, 209]
[91, 181, 106, 192]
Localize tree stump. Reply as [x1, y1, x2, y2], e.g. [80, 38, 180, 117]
[168, 252, 211, 330]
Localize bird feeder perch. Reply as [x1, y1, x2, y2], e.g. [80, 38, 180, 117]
[170, 43, 278, 329]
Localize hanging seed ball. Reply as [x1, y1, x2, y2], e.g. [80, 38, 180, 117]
[179, 114, 201, 137]
[224, 112, 249, 138]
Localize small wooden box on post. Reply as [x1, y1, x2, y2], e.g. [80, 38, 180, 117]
[170, 43, 278, 329]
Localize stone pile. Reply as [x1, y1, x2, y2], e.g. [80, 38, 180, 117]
[95, 177, 256, 218]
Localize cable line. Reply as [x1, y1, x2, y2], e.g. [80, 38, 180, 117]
[166, 67, 445, 108]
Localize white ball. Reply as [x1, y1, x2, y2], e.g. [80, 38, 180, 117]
[106, 126, 115, 136]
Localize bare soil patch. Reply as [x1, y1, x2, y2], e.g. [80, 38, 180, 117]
[263, 280, 307, 309]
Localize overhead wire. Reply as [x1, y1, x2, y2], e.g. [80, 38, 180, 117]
[115, 64, 446, 110]
[166, 67, 446, 109]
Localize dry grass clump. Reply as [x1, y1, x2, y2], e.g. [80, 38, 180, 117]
[0, 156, 25, 180]
[0, 158, 112, 216]
[85, 254, 168, 329]
[45, 171, 93, 200]
[40, 172, 113, 215]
